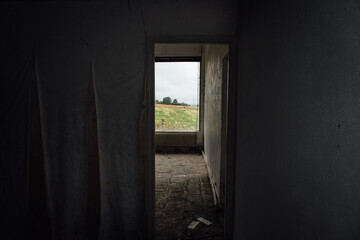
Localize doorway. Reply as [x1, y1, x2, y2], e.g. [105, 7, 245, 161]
[143, 39, 236, 240]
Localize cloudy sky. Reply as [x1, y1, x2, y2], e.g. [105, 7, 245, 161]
[155, 62, 200, 105]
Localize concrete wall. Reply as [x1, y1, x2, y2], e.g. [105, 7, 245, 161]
[0, 1, 237, 239]
[155, 132, 199, 152]
[155, 43, 201, 57]
[203, 44, 229, 206]
[234, 0, 360, 239]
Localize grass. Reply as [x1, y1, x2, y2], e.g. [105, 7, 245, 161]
[155, 104, 199, 131]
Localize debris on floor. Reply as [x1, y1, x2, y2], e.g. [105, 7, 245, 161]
[187, 221, 200, 229]
[155, 153, 224, 240]
[197, 217, 212, 225]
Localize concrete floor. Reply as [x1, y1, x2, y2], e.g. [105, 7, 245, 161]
[155, 153, 224, 240]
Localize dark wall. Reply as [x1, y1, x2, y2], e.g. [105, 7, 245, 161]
[203, 44, 228, 204]
[0, 1, 237, 240]
[234, 0, 360, 239]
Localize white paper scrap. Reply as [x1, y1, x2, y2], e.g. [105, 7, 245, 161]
[197, 217, 212, 225]
[187, 221, 200, 229]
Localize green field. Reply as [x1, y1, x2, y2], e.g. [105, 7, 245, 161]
[155, 104, 199, 131]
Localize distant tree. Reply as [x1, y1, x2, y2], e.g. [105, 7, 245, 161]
[155, 99, 159, 104]
[172, 99, 178, 105]
[163, 97, 172, 105]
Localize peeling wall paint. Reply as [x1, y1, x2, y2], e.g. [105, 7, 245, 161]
[203, 44, 229, 206]
[0, 1, 237, 239]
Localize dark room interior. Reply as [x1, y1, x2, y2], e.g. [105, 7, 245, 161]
[1, 1, 360, 239]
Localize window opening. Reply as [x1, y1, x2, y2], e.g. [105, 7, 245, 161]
[155, 60, 200, 131]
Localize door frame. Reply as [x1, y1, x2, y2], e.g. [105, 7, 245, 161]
[142, 35, 237, 240]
